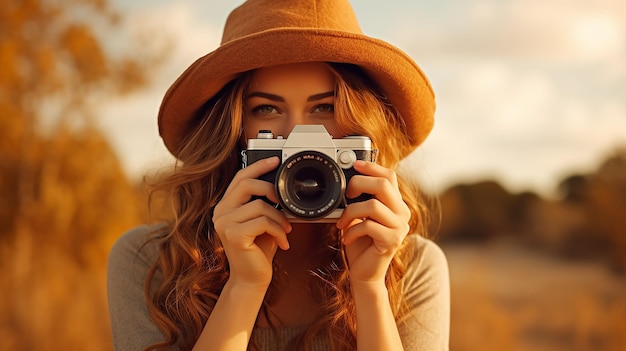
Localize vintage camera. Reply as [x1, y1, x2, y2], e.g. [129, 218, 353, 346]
[242, 125, 377, 222]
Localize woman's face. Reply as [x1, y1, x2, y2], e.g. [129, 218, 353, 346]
[242, 62, 343, 145]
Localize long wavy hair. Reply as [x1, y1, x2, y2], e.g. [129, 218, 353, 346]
[144, 63, 433, 351]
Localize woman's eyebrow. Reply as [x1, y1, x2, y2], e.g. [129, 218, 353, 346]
[307, 91, 334, 101]
[244, 91, 334, 102]
[245, 92, 284, 101]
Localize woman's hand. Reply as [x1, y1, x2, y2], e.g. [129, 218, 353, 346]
[336, 160, 411, 286]
[212, 157, 292, 288]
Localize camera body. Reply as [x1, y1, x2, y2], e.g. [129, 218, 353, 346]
[242, 125, 376, 222]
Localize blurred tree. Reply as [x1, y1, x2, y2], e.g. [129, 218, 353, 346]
[585, 148, 626, 272]
[544, 147, 626, 271]
[0, 0, 168, 349]
[559, 174, 591, 203]
[508, 191, 542, 233]
[437, 180, 516, 242]
[0, 0, 164, 240]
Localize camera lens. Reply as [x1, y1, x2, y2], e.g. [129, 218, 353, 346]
[276, 151, 345, 220]
[293, 171, 324, 200]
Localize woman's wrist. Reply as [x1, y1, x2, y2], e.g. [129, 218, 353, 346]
[193, 276, 269, 350]
[224, 277, 271, 297]
[350, 279, 388, 299]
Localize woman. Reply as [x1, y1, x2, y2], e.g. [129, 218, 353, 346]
[107, 1, 450, 350]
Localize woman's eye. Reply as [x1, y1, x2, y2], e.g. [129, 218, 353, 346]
[313, 104, 334, 113]
[252, 105, 279, 114]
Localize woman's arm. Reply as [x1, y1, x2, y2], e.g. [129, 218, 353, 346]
[347, 237, 450, 351]
[192, 280, 268, 350]
[337, 160, 412, 350]
[352, 281, 405, 350]
[196, 156, 291, 350]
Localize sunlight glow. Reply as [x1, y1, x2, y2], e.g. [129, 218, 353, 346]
[570, 15, 623, 58]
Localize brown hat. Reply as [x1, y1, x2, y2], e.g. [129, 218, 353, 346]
[158, 0, 435, 158]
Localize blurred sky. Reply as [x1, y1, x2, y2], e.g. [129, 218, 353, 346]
[100, 0, 625, 197]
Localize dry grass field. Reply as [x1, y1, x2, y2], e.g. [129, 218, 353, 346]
[1, 236, 623, 350]
[444, 240, 626, 351]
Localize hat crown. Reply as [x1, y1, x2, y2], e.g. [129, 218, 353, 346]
[222, 0, 362, 44]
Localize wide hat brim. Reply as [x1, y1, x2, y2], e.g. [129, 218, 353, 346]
[158, 28, 435, 159]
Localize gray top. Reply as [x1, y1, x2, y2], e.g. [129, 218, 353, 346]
[107, 225, 450, 350]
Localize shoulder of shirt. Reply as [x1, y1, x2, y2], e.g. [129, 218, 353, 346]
[107, 224, 166, 276]
[107, 224, 169, 350]
[402, 234, 449, 292]
[397, 235, 450, 349]
[403, 234, 448, 268]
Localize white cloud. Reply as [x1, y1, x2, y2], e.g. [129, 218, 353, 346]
[388, 0, 626, 196]
[98, 2, 222, 179]
[568, 15, 624, 59]
[389, 0, 625, 65]
[121, 2, 222, 85]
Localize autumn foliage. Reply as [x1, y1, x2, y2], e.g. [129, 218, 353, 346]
[0, 0, 162, 349]
[436, 148, 626, 273]
[1, 0, 624, 350]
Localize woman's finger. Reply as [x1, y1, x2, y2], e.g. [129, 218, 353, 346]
[341, 219, 403, 255]
[223, 156, 280, 199]
[215, 178, 277, 216]
[229, 215, 291, 251]
[232, 199, 292, 232]
[352, 160, 399, 188]
[213, 199, 291, 242]
[347, 161, 407, 215]
[336, 198, 396, 230]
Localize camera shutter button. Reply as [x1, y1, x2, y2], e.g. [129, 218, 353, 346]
[338, 150, 357, 169]
[257, 130, 274, 139]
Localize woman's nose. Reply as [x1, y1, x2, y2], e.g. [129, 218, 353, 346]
[283, 112, 308, 137]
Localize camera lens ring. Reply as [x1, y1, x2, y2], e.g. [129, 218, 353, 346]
[276, 151, 346, 220]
